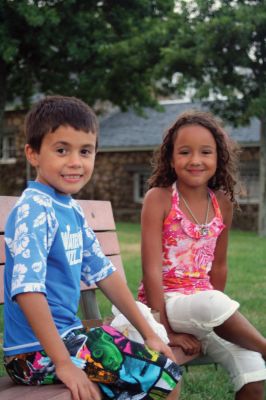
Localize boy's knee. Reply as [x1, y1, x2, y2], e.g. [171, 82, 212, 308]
[166, 381, 181, 400]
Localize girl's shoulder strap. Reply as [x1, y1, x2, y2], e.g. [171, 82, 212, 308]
[208, 189, 223, 220]
[163, 181, 182, 224]
[171, 181, 179, 205]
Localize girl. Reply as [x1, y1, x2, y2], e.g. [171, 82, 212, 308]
[138, 110, 266, 400]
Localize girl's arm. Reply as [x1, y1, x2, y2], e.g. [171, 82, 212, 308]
[141, 188, 172, 330]
[210, 192, 233, 291]
[140, 188, 201, 355]
[16, 292, 101, 400]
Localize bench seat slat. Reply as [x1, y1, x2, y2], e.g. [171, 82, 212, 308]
[0, 377, 71, 400]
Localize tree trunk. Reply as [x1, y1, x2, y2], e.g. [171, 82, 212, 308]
[258, 118, 266, 236]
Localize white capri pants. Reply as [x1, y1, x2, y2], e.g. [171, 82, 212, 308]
[165, 290, 266, 392]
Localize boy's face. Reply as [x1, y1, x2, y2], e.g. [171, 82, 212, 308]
[25, 125, 97, 195]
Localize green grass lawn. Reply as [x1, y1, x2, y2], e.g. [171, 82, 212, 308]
[1, 224, 265, 399]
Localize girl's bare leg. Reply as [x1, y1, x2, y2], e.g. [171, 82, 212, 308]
[166, 381, 181, 400]
[214, 311, 266, 359]
[235, 381, 264, 400]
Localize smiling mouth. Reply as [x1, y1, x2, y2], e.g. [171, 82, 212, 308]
[62, 175, 83, 180]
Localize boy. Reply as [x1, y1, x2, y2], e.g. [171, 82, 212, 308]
[3, 96, 181, 400]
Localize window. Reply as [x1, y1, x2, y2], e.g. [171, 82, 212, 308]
[0, 134, 16, 163]
[134, 172, 150, 203]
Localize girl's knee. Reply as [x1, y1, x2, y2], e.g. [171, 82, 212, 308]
[236, 381, 265, 400]
[191, 290, 238, 324]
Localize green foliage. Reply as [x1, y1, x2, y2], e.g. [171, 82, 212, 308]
[160, 0, 266, 123]
[0, 0, 175, 115]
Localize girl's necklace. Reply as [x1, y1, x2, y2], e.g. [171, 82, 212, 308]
[178, 191, 210, 236]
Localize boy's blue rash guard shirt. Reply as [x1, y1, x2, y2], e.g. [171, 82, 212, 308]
[3, 181, 116, 356]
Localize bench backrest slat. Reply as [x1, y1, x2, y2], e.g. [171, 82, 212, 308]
[77, 199, 116, 231]
[0, 266, 3, 304]
[0, 197, 116, 232]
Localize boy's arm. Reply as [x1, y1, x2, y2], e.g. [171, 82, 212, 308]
[97, 270, 176, 360]
[16, 292, 101, 400]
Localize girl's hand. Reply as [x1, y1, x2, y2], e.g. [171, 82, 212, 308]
[144, 336, 176, 362]
[168, 332, 201, 356]
[55, 361, 102, 400]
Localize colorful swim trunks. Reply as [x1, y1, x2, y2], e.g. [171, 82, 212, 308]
[4, 326, 182, 399]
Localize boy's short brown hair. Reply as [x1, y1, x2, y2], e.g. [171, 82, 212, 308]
[25, 95, 98, 152]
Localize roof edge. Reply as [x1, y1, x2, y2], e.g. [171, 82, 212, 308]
[98, 146, 156, 153]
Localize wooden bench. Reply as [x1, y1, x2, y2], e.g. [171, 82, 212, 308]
[0, 195, 211, 399]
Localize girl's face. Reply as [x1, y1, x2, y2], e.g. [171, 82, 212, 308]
[171, 124, 217, 189]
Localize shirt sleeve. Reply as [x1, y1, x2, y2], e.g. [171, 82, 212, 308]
[81, 219, 116, 286]
[5, 194, 58, 299]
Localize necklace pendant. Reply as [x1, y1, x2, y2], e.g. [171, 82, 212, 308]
[178, 189, 211, 237]
[200, 225, 209, 236]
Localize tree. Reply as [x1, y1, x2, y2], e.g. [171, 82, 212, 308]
[0, 0, 175, 129]
[158, 0, 266, 236]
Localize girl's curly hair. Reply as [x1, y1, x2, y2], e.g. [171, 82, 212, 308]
[148, 109, 241, 203]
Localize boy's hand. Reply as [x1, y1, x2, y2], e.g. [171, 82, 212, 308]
[144, 335, 176, 362]
[55, 361, 102, 400]
[168, 332, 201, 356]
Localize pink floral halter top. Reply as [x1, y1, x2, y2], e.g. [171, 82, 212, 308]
[138, 182, 225, 302]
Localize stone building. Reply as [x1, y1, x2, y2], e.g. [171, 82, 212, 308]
[0, 101, 260, 230]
